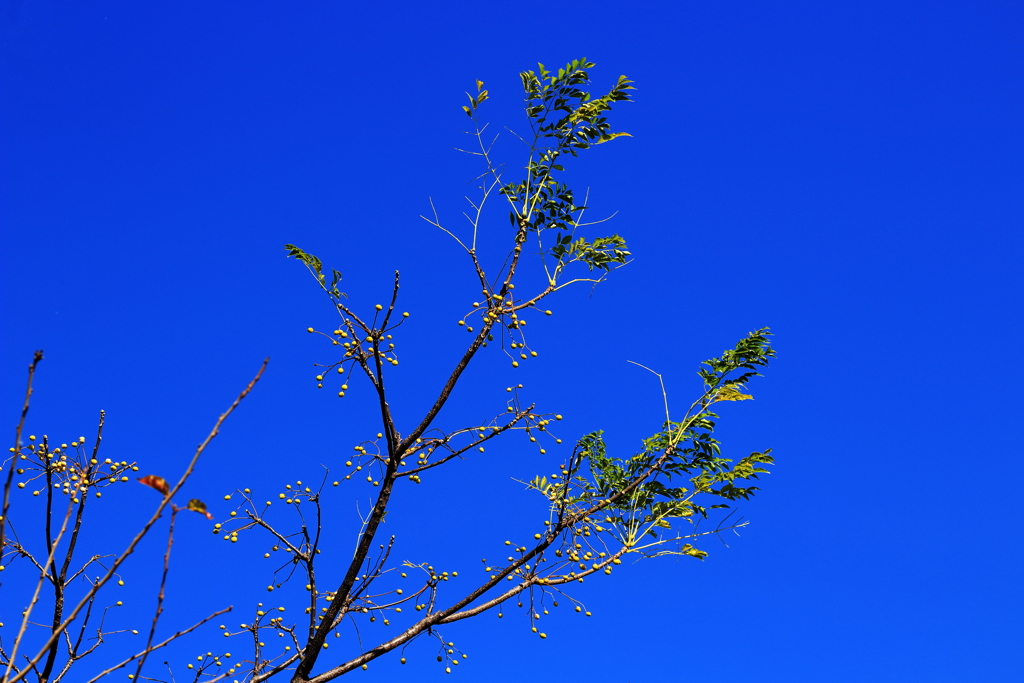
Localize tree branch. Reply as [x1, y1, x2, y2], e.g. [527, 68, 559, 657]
[2, 359, 267, 683]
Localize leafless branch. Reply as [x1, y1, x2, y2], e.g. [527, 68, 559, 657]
[2, 350, 43, 553]
[2, 359, 267, 683]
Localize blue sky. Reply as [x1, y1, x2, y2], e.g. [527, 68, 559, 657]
[2, 1, 1022, 681]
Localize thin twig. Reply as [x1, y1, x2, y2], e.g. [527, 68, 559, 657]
[421, 197, 469, 252]
[132, 506, 178, 680]
[1, 351, 43, 553]
[626, 361, 670, 425]
[81, 607, 232, 683]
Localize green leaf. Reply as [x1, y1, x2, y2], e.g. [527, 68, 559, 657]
[680, 544, 708, 560]
[186, 498, 215, 520]
[283, 244, 323, 276]
[596, 132, 632, 144]
[284, 244, 346, 300]
[715, 387, 754, 402]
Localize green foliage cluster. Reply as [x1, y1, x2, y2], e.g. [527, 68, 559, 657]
[519, 59, 635, 150]
[530, 329, 775, 557]
[482, 60, 634, 279]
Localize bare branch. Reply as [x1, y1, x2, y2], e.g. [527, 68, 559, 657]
[3, 491, 75, 681]
[2, 350, 43, 553]
[2, 359, 267, 683]
[131, 506, 177, 680]
[81, 607, 232, 683]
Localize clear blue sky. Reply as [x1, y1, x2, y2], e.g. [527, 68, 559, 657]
[2, 2, 1022, 681]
